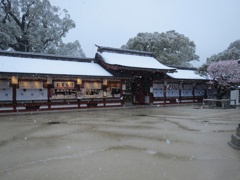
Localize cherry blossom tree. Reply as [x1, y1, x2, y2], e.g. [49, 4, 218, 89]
[207, 60, 240, 100]
[208, 60, 240, 85]
[198, 40, 240, 76]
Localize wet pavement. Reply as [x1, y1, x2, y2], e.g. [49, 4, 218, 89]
[0, 105, 239, 180]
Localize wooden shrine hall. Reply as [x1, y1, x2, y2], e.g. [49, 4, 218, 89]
[0, 46, 208, 113]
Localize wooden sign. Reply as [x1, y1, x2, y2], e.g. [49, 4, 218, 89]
[54, 81, 75, 89]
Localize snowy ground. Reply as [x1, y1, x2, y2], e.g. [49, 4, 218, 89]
[0, 105, 239, 180]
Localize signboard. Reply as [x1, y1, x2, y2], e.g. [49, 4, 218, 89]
[122, 84, 126, 90]
[153, 83, 164, 89]
[19, 81, 43, 89]
[16, 89, 47, 100]
[0, 88, 12, 101]
[230, 90, 239, 106]
[195, 84, 205, 97]
[84, 82, 102, 89]
[164, 83, 179, 97]
[54, 81, 75, 89]
[181, 83, 193, 97]
[167, 83, 179, 89]
[153, 83, 164, 97]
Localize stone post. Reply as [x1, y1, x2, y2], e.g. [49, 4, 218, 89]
[229, 124, 240, 150]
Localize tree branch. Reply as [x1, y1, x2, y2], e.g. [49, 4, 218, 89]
[1, 0, 22, 28]
[21, 1, 35, 31]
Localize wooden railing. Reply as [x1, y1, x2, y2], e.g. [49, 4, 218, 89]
[202, 99, 236, 109]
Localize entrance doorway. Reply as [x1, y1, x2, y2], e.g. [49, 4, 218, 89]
[132, 77, 150, 104]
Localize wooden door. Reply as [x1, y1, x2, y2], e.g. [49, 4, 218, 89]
[132, 77, 149, 104]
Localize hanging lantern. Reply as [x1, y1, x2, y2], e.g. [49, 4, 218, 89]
[77, 78, 82, 85]
[11, 76, 18, 84]
[103, 79, 108, 85]
[47, 77, 52, 84]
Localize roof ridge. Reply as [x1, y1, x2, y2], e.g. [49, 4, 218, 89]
[95, 45, 154, 57]
[0, 50, 94, 63]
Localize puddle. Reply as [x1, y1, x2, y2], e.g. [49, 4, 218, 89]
[154, 151, 196, 161]
[47, 121, 61, 125]
[132, 114, 148, 117]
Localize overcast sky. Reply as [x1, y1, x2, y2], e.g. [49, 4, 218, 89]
[49, 0, 240, 67]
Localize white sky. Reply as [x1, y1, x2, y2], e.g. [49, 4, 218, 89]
[49, 0, 240, 67]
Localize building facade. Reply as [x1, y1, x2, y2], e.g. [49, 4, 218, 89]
[0, 47, 208, 113]
[96, 46, 208, 105]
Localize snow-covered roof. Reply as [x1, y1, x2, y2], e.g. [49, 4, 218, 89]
[167, 69, 207, 80]
[0, 56, 112, 77]
[97, 52, 175, 71]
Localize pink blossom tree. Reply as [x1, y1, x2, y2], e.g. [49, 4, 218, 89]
[207, 60, 240, 100]
[208, 60, 240, 85]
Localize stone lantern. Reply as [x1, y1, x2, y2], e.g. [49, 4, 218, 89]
[229, 124, 240, 150]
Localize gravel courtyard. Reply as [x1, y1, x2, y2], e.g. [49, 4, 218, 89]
[0, 105, 239, 180]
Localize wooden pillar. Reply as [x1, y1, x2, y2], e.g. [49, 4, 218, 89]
[47, 85, 51, 110]
[193, 82, 196, 102]
[78, 99, 81, 108]
[103, 98, 106, 107]
[149, 80, 153, 104]
[179, 81, 182, 103]
[164, 80, 167, 106]
[120, 81, 124, 105]
[76, 84, 81, 109]
[12, 84, 17, 112]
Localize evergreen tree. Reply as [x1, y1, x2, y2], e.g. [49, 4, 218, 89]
[198, 40, 240, 76]
[122, 30, 199, 67]
[0, 0, 85, 57]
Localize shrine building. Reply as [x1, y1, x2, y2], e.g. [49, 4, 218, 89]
[0, 46, 208, 113]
